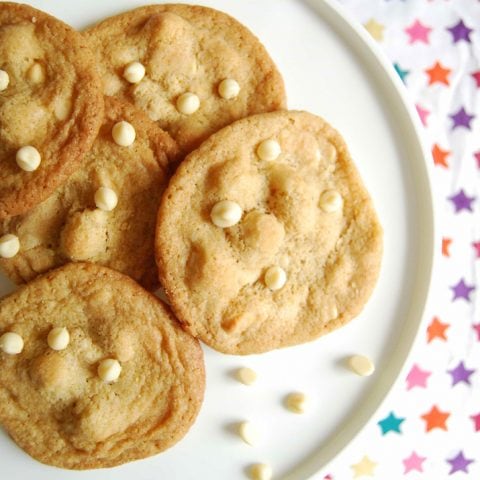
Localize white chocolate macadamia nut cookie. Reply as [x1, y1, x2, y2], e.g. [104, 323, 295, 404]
[0, 97, 178, 290]
[0, 2, 103, 220]
[156, 110, 383, 354]
[85, 4, 286, 155]
[0, 263, 205, 469]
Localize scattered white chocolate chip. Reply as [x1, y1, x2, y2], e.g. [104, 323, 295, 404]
[256, 139, 281, 161]
[28, 62, 45, 83]
[218, 78, 240, 99]
[0, 234, 20, 258]
[0, 69, 9, 91]
[319, 190, 343, 213]
[176, 92, 200, 114]
[348, 354, 375, 377]
[94, 187, 118, 212]
[210, 200, 242, 228]
[47, 327, 70, 351]
[112, 121, 136, 146]
[0, 332, 24, 355]
[250, 463, 273, 480]
[236, 367, 257, 385]
[238, 421, 261, 446]
[264, 266, 287, 291]
[123, 61, 146, 84]
[16, 145, 41, 172]
[285, 392, 308, 414]
[97, 358, 122, 383]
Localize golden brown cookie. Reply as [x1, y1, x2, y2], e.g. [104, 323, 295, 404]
[0, 262, 205, 469]
[85, 4, 286, 156]
[0, 97, 177, 289]
[0, 2, 104, 219]
[156, 111, 383, 354]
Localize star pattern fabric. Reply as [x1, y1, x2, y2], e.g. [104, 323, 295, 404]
[324, 1, 480, 478]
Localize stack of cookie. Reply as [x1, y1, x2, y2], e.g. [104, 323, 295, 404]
[0, 1, 383, 471]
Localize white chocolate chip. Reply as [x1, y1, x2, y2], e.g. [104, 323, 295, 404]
[176, 92, 200, 115]
[264, 266, 287, 291]
[112, 121, 136, 146]
[0, 332, 24, 355]
[16, 145, 41, 171]
[236, 367, 257, 385]
[348, 354, 375, 377]
[0, 234, 20, 258]
[97, 358, 122, 383]
[123, 61, 146, 84]
[47, 327, 70, 351]
[285, 392, 308, 414]
[0, 69, 10, 91]
[210, 200, 242, 228]
[218, 78, 240, 99]
[28, 63, 45, 83]
[256, 139, 281, 161]
[319, 190, 343, 213]
[238, 421, 261, 446]
[250, 463, 273, 480]
[94, 187, 118, 212]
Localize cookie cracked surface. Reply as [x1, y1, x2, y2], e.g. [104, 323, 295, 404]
[156, 111, 383, 354]
[0, 2, 104, 219]
[0, 97, 178, 289]
[0, 263, 205, 469]
[85, 4, 286, 155]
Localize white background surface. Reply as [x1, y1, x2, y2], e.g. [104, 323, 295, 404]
[0, 1, 434, 478]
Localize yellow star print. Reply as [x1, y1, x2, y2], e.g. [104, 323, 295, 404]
[351, 455, 377, 478]
[363, 18, 385, 42]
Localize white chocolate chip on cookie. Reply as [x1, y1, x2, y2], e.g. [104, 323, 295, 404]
[112, 121, 136, 146]
[256, 139, 281, 161]
[123, 61, 146, 84]
[236, 367, 257, 385]
[97, 358, 122, 383]
[28, 62, 45, 83]
[319, 190, 343, 213]
[285, 392, 308, 414]
[176, 92, 200, 115]
[218, 78, 240, 99]
[94, 187, 118, 212]
[0, 234, 20, 258]
[210, 200, 242, 228]
[348, 354, 375, 376]
[238, 421, 261, 446]
[264, 266, 287, 291]
[0, 69, 10, 91]
[0, 332, 24, 355]
[16, 146, 41, 171]
[47, 327, 70, 351]
[250, 463, 273, 480]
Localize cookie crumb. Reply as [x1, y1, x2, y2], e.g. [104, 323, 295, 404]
[236, 367, 257, 385]
[348, 354, 375, 376]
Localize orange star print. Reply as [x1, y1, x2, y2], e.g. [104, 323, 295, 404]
[421, 405, 450, 432]
[427, 317, 449, 342]
[425, 61, 451, 85]
[432, 144, 450, 168]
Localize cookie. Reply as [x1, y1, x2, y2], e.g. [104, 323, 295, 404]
[84, 4, 286, 155]
[0, 96, 178, 289]
[156, 111, 383, 354]
[0, 2, 104, 219]
[0, 262, 205, 469]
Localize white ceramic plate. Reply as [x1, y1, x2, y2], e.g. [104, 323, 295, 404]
[0, 0, 435, 479]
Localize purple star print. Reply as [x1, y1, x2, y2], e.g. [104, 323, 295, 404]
[447, 361, 475, 386]
[449, 107, 475, 130]
[447, 20, 473, 43]
[450, 278, 475, 301]
[447, 451, 474, 474]
[448, 189, 475, 213]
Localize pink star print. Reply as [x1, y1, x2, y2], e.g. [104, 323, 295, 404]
[416, 104, 430, 126]
[403, 451, 426, 474]
[405, 20, 432, 44]
[406, 364, 431, 390]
